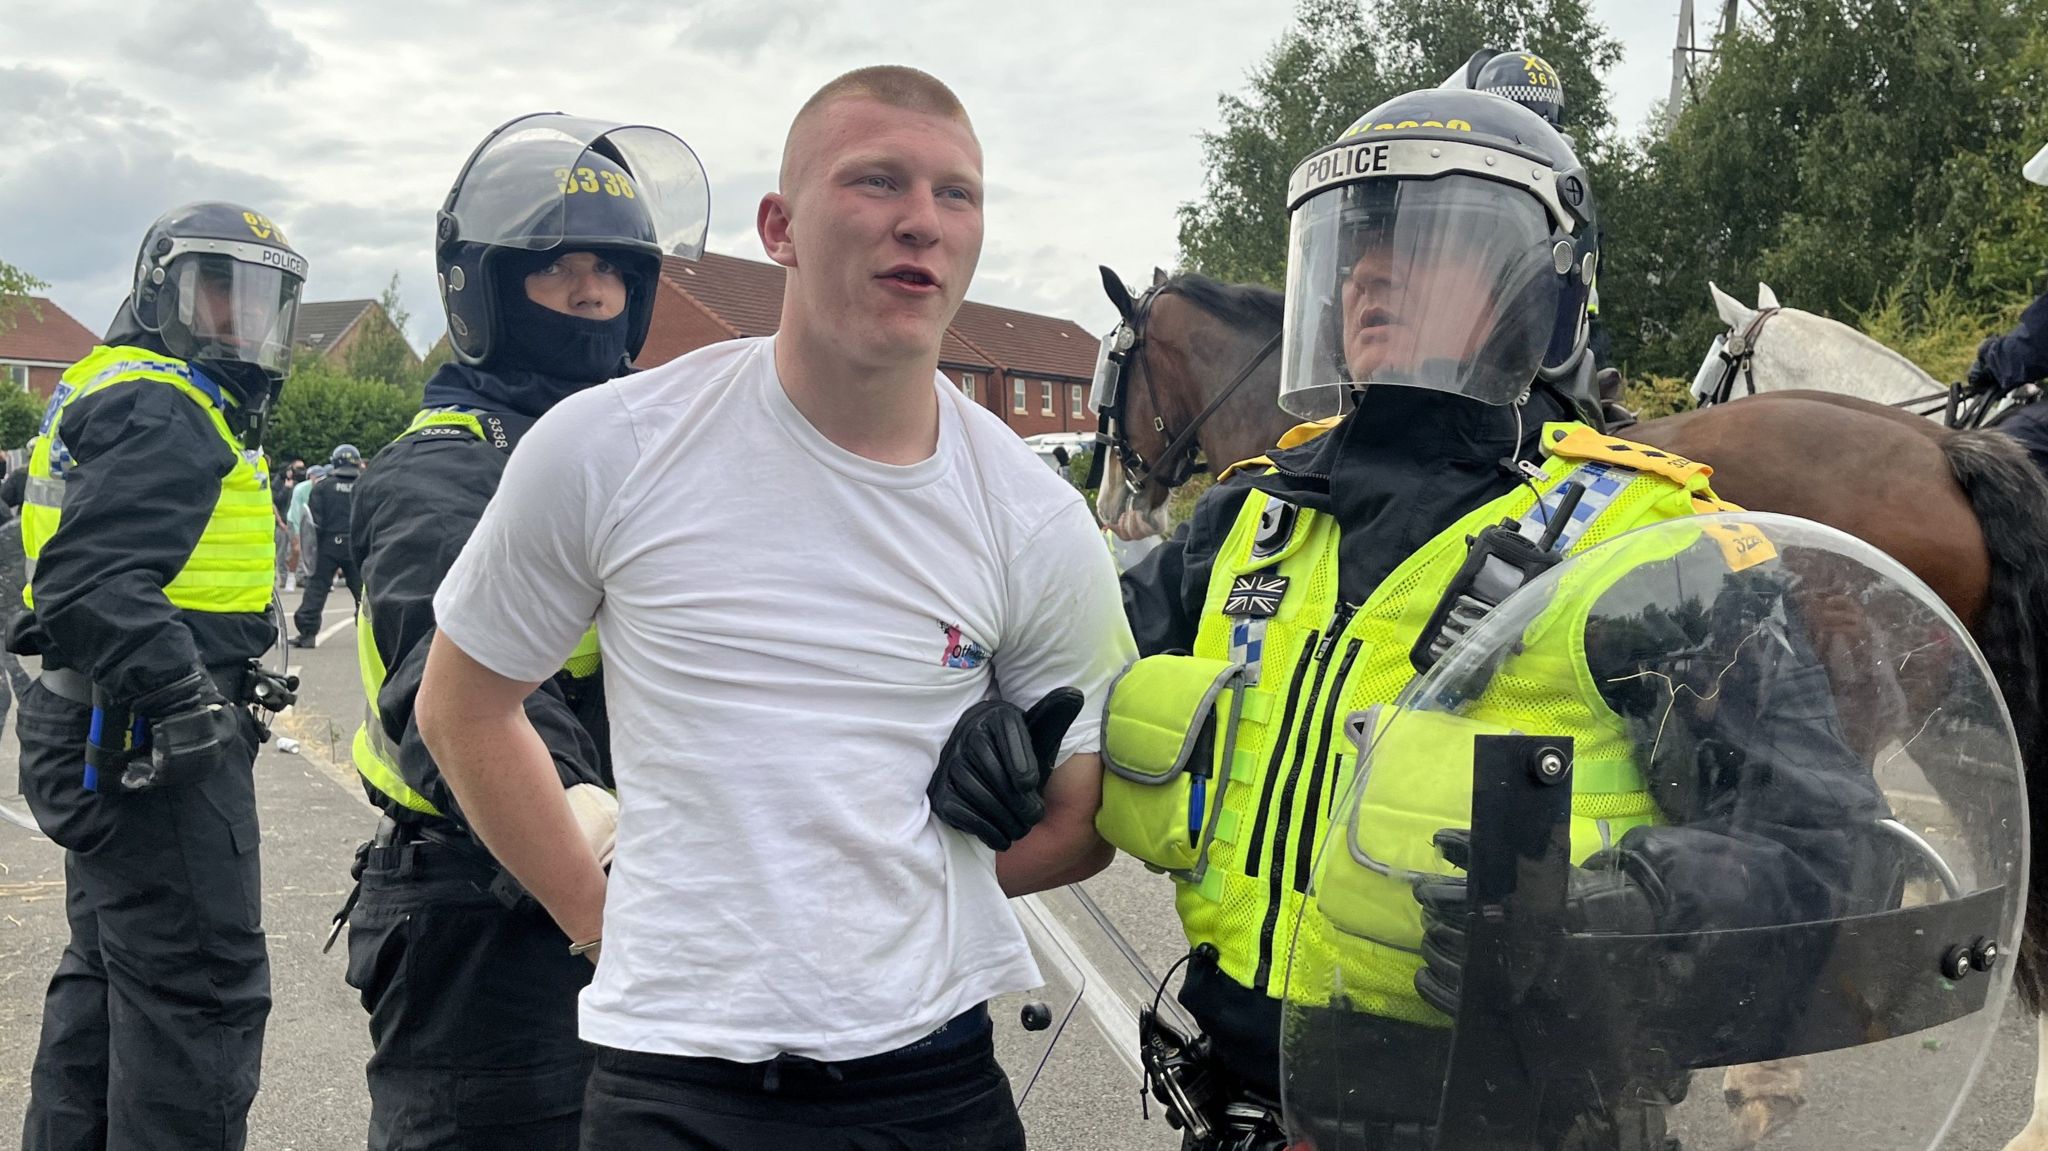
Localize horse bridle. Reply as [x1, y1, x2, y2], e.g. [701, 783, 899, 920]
[1086, 284, 1282, 498]
[1703, 305, 2031, 429]
[1698, 306, 1782, 406]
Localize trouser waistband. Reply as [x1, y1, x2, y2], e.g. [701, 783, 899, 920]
[592, 1005, 994, 1093]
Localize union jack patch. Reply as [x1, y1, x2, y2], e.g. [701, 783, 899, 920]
[1225, 573, 1289, 618]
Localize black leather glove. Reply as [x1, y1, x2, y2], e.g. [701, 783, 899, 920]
[121, 670, 242, 792]
[929, 687, 1086, 850]
[1969, 337, 2005, 396]
[1413, 829, 1661, 1019]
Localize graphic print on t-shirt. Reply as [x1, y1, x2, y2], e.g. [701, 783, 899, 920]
[938, 620, 991, 669]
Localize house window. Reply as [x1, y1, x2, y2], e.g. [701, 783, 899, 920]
[1071, 384, 1086, 419]
[4, 364, 27, 391]
[961, 372, 977, 402]
[1041, 381, 1054, 416]
[1012, 378, 1027, 414]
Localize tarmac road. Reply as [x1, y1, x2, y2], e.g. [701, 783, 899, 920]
[0, 594, 2040, 1149]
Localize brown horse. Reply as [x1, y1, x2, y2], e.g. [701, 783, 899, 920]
[1091, 266, 2048, 1011]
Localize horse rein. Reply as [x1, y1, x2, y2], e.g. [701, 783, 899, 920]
[1089, 285, 1282, 498]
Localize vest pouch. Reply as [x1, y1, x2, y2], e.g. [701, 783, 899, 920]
[1098, 654, 1245, 876]
[1313, 707, 1521, 951]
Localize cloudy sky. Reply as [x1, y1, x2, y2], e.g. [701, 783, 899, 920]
[1, 0, 1694, 352]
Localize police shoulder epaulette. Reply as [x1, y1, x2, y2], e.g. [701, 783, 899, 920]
[1542, 423, 1712, 487]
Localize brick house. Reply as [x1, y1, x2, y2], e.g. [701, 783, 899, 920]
[0, 297, 98, 399]
[293, 299, 419, 367]
[644, 253, 1099, 438]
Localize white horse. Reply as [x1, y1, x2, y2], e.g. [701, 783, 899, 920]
[1693, 281, 1951, 412]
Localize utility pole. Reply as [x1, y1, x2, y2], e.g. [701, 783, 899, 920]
[1665, 0, 1741, 136]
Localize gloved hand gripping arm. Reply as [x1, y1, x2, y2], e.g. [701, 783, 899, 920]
[929, 687, 1085, 851]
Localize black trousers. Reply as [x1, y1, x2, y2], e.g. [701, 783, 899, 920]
[580, 1006, 1026, 1151]
[16, 679, 269, 1151]
[343, 832, 595, 1151]
[293, 535, 361, 639]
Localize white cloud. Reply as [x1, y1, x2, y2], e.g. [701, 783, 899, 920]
[1, 0, 1682, 350]
[116, 0, 312, 80]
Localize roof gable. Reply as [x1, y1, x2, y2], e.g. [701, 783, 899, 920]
[293, 299, 377, 352]
[947, 299, 1097, 380]
[0, 297, 98, 366]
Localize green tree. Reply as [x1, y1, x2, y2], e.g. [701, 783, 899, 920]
[268, 356, 419, 467]
[0, 260, 47, 334]
[1177, 0, 1621, 287]
[0, 386, 46, 447]
[1600, 0, 2048, 378]
[342, 273, 425, 396]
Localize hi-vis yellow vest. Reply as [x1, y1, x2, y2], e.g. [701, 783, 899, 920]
[352, 407, 600, 817]
[1098, 422, 1742, 1024]
[22, 345, 273, 613]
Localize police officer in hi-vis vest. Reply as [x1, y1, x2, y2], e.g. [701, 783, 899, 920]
[333, 114, 708, 1150]
[1102, 88, 1898, 1149]
[14, 201, 306, 1151]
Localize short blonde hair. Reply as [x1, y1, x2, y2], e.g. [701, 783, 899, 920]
[779, 66, 977, 191]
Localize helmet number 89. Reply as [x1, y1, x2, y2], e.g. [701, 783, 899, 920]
[553, 167, 637, 199]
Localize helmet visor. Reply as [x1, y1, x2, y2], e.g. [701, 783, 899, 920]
[447, 113, 710, 259]
[168, 251, 303, 375]
[1280, 174, 1561, 418]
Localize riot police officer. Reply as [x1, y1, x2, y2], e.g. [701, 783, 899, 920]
[288, 442, 362, 648]
[14, 201, 306, 1151]
[334, 113, 708, 1150]
[1103, 89, 1890, 1148]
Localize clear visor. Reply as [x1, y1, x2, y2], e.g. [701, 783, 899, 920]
[1279, 174, 1561, 418]
[448, 113, 710, 258]
[169, 253, 303, 375]
[1087, 327, 1125, 412]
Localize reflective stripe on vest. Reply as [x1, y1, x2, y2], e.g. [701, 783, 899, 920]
[21, 346, 273, 613]
[1109, 421, 1725, 1021]
[350, 407, 602, 815]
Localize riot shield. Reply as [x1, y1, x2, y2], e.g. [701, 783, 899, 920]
[1282, 513, 2026, 1150]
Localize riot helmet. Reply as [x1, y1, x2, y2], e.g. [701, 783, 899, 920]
[129, 201, 308, 401]
[1470, 50, 1566, 128]
[331, 443, 362, 467]
[437, 113, 710, 372]
[1278, 89, 1597, 420]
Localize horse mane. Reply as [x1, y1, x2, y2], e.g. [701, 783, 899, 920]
[1162, 272, 1284, 333]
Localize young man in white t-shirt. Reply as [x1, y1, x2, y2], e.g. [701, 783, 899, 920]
[415, 66, 1135, 1149]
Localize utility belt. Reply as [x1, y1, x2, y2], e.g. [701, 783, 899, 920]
[325, 814, 538, 952]
[38, 660, 298, 790]
[38, 662, 285, 711]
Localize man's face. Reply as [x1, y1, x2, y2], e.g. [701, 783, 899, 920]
[524, 250, 628, 320]
[1339, 234, 1499, 382]
[765, 98, 984, 370]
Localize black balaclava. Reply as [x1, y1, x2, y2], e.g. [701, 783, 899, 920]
[489, 248, 633, 387]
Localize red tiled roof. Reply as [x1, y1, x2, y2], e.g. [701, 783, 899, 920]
[660, 253, 783, 338]
[947, 299, 1098, 381]
[0, 297, 97, 365]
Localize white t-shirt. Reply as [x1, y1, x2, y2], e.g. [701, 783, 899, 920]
[434, 336, 1136, 1062]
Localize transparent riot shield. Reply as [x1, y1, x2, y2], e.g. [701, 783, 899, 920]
[443, 113, 710, 260]
[1283, 513, 2026, 1151]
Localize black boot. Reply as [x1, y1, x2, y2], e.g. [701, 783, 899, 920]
[289, 633, 317, 650]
